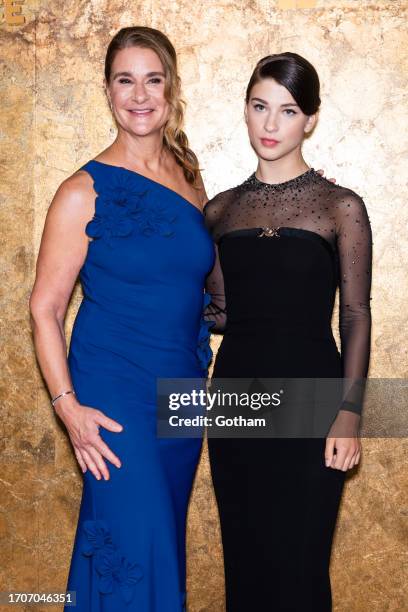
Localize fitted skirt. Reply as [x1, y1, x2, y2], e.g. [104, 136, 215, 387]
[208, 333, 347, 612]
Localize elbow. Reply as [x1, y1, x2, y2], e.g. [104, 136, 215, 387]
[29, 290, 45, 324]
[28, 291, 40, 327]
[29, 298, 45, 333]
[29, 292, 64, 330]
[340, 305, 372, 329]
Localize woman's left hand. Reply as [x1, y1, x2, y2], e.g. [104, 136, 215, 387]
[325, 410, 361, 470]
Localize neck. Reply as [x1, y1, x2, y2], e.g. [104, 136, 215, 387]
[107, 129, 169, 172]
[255, 151, 310, 185]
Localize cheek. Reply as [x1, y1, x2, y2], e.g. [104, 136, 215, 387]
[158, 98, 171, 121]
[150, 88, 167, 106]
[284, 118, 307, 140]
[110, 88, 127, 104]
[247, 112, 263, 135]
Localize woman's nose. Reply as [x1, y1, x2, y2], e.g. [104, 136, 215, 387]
[264, 115, 278, 132]
[132, 83, 149, 102]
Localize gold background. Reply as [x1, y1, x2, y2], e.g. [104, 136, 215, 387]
[1, 1, 407, 610]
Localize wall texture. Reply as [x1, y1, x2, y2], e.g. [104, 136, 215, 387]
[1, 1, 407, 610]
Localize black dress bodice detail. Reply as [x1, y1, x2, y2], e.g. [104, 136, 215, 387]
[204, 168, 372, 416]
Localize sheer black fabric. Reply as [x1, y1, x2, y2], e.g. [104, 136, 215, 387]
[204, 168, 372, 418]
[204, 244, 227, 332]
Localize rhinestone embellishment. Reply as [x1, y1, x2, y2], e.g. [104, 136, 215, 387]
[259, 226, 280, 238]
[241, 168, 317, 192]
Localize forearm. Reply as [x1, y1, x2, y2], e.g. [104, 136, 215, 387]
[204, 243, 227, 333]
[335, 191, 372, 420]
[204, 299, 227, 333]
[339, 313, 371, 417]
[30, 309, 78, 409]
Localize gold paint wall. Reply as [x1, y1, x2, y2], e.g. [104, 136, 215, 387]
[1, 1, 407, 610]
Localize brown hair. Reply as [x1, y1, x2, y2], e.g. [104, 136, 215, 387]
[246, 52, 321, 116]
[105, 26, 200, 186]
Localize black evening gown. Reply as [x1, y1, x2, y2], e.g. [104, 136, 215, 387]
[203, 168, 372, 612]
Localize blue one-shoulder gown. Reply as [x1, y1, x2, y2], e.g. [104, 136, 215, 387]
[64, 160, 215, 611]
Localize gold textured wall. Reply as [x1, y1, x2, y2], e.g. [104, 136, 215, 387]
[1, 1, 407, 610]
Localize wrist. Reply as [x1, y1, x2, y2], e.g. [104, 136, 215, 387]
[51, 390, 80, 412]
[51, 389, 75, 407]
[333, 409, 360, 437]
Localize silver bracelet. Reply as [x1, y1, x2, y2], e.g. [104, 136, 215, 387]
[51, 389, 76, 407]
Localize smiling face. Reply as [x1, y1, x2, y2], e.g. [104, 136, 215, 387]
[105, 46, 170, 137]
[245, 78, 316, 162]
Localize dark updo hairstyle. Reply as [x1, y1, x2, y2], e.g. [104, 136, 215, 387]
[245, 52, 321, 116]
[104, 26, 200, 186]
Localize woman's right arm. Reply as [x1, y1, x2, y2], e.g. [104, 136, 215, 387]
[204, 243, 227, 332]
[29, 171, 123, 481]
[201, 190, 227, 333]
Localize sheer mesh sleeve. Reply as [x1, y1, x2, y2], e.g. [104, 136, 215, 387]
[202, 192, 231, 333]
[335, 191, 373, 417]
[204, 243, 227, 332]
[201, 170, 373, 427]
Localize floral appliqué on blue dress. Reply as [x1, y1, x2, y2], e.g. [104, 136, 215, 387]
[81, 519, 143, 604]
[85, 171, 177, 247]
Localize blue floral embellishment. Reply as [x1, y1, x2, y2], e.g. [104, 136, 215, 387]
[95, 550, 143, 603]
[81, 520, 115, 556]
[97, 172, 147, 209]
[85, 170, 177, 246]
[197, 292, 215, 373]
[131, 201, 177, 237]
[85, 204, 134, 246]
[81, 519, 143, 604]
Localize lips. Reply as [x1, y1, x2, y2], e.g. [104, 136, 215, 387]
[261, 138, 280, 147]
[128, 109, 154, 115]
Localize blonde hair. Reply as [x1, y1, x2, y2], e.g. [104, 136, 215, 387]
[105, 26, 200, 186]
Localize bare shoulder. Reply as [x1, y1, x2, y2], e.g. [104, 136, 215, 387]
[52, 169, 96, 210]
[46, 168, 97, 229]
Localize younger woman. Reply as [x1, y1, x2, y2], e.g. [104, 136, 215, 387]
[204, 52, 372, 611]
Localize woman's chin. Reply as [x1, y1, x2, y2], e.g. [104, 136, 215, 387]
[120, 123, 164, 138]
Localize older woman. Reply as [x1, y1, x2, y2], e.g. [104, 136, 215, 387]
[29, 26, 214, 611]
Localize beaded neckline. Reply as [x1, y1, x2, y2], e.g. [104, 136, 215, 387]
[242, 167, 318, 191]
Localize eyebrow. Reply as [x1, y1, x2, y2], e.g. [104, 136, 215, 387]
[251, 97, 299, 108]
[112, 71, 166, 79]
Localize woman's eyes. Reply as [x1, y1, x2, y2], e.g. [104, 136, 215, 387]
[253, 105, 297, 115]
[118, 78, 163, 85]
